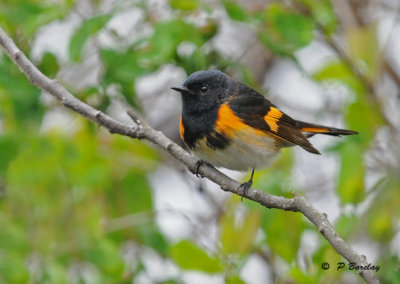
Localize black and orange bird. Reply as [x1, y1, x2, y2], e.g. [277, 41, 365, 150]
[172, 70, 357, 196]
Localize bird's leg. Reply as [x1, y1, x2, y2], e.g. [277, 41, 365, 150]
[239, 167, 255, 201]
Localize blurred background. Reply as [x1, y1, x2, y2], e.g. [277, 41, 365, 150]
[1, 0, 400, 283]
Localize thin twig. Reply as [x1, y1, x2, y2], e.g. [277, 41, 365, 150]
[322, 31, 396, 132]
[295, 1, 398, 130]
[335, 0, 400, 115]
[0, 26, 379, 284]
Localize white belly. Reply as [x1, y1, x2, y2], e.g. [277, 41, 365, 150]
[192, 130, 280, 171]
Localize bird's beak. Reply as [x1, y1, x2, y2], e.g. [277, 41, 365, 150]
[171, 86, 192, 95]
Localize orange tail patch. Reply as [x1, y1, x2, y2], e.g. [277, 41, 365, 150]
[300, 127, 329, 133]
[297, 121, 358, 136]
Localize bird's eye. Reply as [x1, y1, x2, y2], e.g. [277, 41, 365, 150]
[200, 86, 208, 92]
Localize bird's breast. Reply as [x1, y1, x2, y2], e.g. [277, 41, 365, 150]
[192, 125, 280, 171]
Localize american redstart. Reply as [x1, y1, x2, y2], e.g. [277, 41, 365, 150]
[172, 70, 357, 195]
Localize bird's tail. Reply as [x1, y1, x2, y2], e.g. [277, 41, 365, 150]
[297, 120, 358, 136]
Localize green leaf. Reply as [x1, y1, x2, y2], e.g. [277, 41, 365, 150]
[378, 255, 400, 284]
[5, 131, 111, 243]
[69, 14, 112, 62]
[251, 150, 294, 196]
[259, 3, 315, 55]
[144, 20, 206, 65]
[121, 170, 152, 214]
[178, 48, 227, 75]
[221, 199, 262, 255]
[0, 253, 30, 284]
[170, 0, 198, 11]
[42, 262, 66, 284]
[300, 0, 337, 35]
[100, 19, 212, 104]
[100, 48, 149, 106]
[289, 266, 317, 284]
[38, 52, 60, 78]
[0, 135, 19, 177]
[136, 224, 169, 256]
[335, 214, 359, 239]
[263, 210, 305, 262]
[337, 142, 365, 204]
[312, 244, 343, 280]
[198, 19, 218, 41]
[84, 239, 125, 277]
[100, 19, 215, 104]
[347, 24, 381, 80]
[159, 280, 183, 284]
[100, 49, 148, 82]
[366, 178, 400, 241]
[171, 240, 223, 273]
[346, 100, 382, 146]
[367, 210, 393, 241]
[0, 56, 44, 127]
[0, 0, 71, 42]
[226, 275, 246, 284]
[313, 60, 365, 95]
[0, 217, 29, 253]
[222, 0, 248, 22]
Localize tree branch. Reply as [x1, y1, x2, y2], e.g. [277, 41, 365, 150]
[322, 31, 395, 133]
[0, 27, 379, 284]
[347, 0, 400, 98]
[322, 0, 399, 130]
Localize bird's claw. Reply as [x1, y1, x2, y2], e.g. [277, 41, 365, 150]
[239, 168, 255, 201]
[192, 160, 205, 178]
[239, 181, 252, 201]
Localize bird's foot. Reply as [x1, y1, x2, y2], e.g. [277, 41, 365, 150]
[239, 181, 252, 201]
[192, 159, 209, 178]
[239, 168, 255, 201]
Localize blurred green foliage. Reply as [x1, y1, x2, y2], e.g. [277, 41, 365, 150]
[259, 3, 315, 56]
[0, 0, 399, 283]
[171, 240, 223, 273]
[69, 14, 112, 62]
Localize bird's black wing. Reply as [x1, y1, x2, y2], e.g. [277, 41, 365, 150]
[227, 82, 320, 154]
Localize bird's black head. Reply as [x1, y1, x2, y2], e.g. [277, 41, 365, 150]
[172, 70, 233, 114]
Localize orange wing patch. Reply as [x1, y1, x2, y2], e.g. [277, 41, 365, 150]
[215, 104, 271, 148]
[215, 104, 247, 137]
[179, 116, 184, 139]
[264, 107, 283, 132]
[300, 127, 329, 133]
